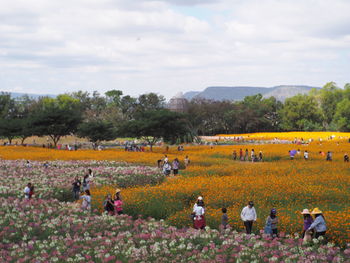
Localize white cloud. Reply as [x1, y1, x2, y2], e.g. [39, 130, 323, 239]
[0, 0, 349, 98]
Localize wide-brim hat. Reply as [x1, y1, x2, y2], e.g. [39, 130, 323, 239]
[311, 207, 322, 214]
[115, 188, 121, 193]
[197, 196, 203, 200]
[301, 209, 311, 214]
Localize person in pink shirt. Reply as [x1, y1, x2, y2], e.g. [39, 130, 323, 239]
[114, 189, 123, 215]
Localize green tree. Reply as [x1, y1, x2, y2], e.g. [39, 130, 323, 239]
[279, 94, 323, 131]
[0, 93, 15, 118]
[0, 118, 23, 144]
[105, 90, 123, 107]
[119, 110, 190, 151]
[137, 93, 165, 112]
[333, 98, 350, 131]
[77, 120, 116, 143]
[30, 95, 83, 146]
[317, 82, 343, 128]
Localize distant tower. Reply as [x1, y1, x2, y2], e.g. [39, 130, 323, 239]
[167, 92, 189, 113]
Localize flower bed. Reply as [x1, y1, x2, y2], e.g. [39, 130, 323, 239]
[0, 160, 163, 200]
[0, 197, 349, 263]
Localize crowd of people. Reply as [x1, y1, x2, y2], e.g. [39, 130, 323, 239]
[288, 149, 350, 162]
[232, 149, 263, 162]
[158, 155, 190, 176]
[191, 197, 327, 241]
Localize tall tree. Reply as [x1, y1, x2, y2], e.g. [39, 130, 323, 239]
[30, 95, 83, 146]
[333, 98, 350, 131]
[317, 82, 343, 128]
[77, 120, 116, 143]
[279, 94, 323, 131]
[119, 109, 190, 151]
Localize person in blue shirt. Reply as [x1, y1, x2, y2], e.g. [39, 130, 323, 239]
[307, 207, 327, 239]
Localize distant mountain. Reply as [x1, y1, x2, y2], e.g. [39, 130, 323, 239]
[183, 85, 319, 102]
[183, 91, 201, 100]
[1, 91, 56, 99]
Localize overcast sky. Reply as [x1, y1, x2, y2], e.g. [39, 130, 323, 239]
[1, 0, 350, 99]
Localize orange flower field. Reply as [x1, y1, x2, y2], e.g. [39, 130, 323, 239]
[1, 132, 350, 246]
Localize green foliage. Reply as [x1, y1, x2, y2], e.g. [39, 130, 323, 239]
[317, 82, 343, 128]
[119, 109, 191, 150]
[333, 98, 350, 131]
[30, 95, 83, 146]
[279, 94, 323, 131]
[77, 120, 116, 143]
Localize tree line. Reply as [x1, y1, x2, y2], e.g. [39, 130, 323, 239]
[0, 82, 349, 148]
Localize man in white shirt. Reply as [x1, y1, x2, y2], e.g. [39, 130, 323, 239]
[240, 201, 257, 234]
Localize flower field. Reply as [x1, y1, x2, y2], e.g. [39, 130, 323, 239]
[0, 132, 350, 261]
[1, 198, 349, 262]
[0, 160, 163, 200]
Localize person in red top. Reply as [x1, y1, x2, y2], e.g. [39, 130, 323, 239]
[29, 184, 35, 199]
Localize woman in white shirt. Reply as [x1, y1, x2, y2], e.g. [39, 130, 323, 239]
[193, 196, 206, 229]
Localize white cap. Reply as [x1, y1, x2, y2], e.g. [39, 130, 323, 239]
[197, 196, 203, 200]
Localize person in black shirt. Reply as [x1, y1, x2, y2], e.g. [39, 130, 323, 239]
[72, 177, 81, 200]
[103, 194, 115, 215]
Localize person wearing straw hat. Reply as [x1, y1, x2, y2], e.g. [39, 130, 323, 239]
[301, 209, 313, 239]
[113, 188, 122, 201]
[307, 208, 327, 239]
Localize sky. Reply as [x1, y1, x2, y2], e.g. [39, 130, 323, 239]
[1, 0, 350, 99]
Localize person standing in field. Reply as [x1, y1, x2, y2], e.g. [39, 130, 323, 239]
[239, 148, 243, 161]
[162, 161, 171, 176]
[250, 149, 255, 162]
[24, 183, 32, 200]
[172, 158, 180, 175]
[264, 208, 278, 237]
[301, 209, 313, 239]
[344, 153, 349, 162]
[304, 150, 309, 160]
[193, 197, 206, 229]
[80, 190, 91, 211]
[157, 159, 162, 168]
[232, 150, 237, 160]
[72, 176, 81, 200]
[240, 201, 257, 234]
[82, 174, 90, 192]
[29, 184, 35, 199]
[221, 208, 229, 229]
[163, 154, 169, 163]
[307, 208, 327, 239]
[258, 151, 263, 162]
[184, 155, 190, 168]
[244, 149, 249, 161]
[87, 168, 94, 178]
[326, 151, 332, 161]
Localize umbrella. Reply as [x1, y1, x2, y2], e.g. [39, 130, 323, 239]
[290, 149, 297, 156]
